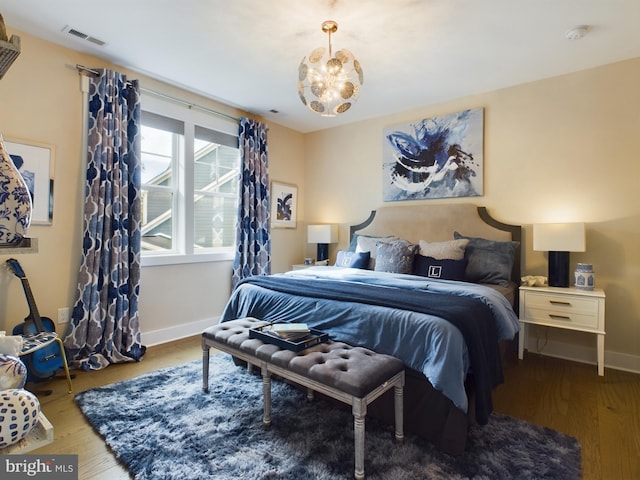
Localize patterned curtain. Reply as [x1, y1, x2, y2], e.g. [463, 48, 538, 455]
[64, 69, 145, 371]
[232, 117, 270, 288]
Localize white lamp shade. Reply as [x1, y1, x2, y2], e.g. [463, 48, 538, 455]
[307, 224, 339, 244]
[533, 223, 586, 252]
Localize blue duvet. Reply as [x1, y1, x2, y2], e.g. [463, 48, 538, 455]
[220, 267, 520, 420]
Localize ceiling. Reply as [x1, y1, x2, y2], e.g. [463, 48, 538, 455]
[2, 1, 640, 133]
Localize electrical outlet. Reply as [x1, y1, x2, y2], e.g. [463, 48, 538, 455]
[57, 307, 70, 324]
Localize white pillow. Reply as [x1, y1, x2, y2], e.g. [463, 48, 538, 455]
[356, 235, 400, 259]
[418, 239, 469, 260]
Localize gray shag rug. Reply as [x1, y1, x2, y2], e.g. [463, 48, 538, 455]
[75, 355, 581, 479]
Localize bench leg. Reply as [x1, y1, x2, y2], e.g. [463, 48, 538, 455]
[352, 399, 366, 480]
[202, 341, 210, 393]
[262, 363, 271, 426]
[394, 383, 404, 442]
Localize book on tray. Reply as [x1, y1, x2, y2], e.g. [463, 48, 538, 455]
[270, 323, 310, 341]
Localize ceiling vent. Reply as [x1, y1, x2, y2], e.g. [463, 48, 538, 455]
[62, 26, 106, 46]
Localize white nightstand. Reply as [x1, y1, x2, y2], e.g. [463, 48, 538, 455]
[291, 264, 311, 270]
[518, 285, 606, 375]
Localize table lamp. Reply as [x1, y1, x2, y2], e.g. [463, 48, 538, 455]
[307, 224, 338, 263]
[533, 223, 585, 287]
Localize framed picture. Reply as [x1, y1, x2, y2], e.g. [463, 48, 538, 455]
[4, 138, 55, 225]
[382, 107, 484, 201]
[271, 181, 297, 228]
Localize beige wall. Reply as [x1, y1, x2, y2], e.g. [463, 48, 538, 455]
[1, 29, 638, 372]
[304, 58, 640, 371]
[0, 31, 305, 345]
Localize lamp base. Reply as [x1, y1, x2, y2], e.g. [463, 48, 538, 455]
[316, 243, 329, 262]
[548, 251, 570, 287]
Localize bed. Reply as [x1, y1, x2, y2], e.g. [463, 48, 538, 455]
[220, 203, 521, 454]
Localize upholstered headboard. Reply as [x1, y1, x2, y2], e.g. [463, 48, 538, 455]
[350, 203, 522, 285]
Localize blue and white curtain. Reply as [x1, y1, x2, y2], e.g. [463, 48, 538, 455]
[232, 117, 270, 288]
[64, 69, 145, 371]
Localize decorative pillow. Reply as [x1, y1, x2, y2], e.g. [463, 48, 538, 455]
[354, 235, 399, 256]
[374, 239, 418, 274]
[334, 250, 371, 269]
[418, 239, 469, 260]
[453, 232, 520, 287]
[354, 235, 400, 268]
[413, 255, 468, 281]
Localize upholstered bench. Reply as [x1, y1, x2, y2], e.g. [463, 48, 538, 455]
[202, 317, 405, 480]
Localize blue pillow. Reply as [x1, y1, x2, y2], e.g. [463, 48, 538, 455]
[413, 255, 468, 281]
[334, 250, 371, 269]
[453, 232, 519, 287]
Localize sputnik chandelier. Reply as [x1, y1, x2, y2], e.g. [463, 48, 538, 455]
[297, 20, 364, 117]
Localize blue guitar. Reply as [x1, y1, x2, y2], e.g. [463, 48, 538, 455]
[7, 258, 65, 382]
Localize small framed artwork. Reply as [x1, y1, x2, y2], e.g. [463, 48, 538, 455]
[271, 181, 297, 228]
[5, 138, 55, 225]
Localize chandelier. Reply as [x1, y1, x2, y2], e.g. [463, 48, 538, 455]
[297, 20, 364, 117]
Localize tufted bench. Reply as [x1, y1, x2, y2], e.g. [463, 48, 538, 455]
[202, 317, 405, 480]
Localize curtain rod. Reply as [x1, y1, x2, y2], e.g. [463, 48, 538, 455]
[76, 64, 241, 123]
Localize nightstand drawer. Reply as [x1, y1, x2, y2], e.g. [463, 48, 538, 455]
[523, 305, 599, 329]
[524, 292, 599, 316]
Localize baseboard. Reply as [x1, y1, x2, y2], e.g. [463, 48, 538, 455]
[524, 335, 640, 375]
[142, 316, 220, 347]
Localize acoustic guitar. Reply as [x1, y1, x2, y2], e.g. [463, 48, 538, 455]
[7, 258, 65, 381]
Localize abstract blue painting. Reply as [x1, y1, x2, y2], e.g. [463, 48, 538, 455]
[382, 108, 484, 201]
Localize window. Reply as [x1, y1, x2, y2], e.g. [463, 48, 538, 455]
[140, 96, 240, 266]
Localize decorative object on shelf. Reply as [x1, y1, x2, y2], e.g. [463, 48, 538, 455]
[0, 13, 21, 80]
[574, 263, 595, 290]
[0, 355, 41, 449]
[533, 222, 585, 288]
[520, 275, 547, 287]
[308, 224, 338, 262]
[0, 388, 41, 448]
[0, 135, 32, 246]
[298, 20, 363, 117]
[270, 181, 297, 228]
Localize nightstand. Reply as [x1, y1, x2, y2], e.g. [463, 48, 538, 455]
[518, 285, 606, 375]
[291, 264, 311, 270]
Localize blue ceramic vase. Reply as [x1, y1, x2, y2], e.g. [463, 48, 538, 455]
[574, 263, 595, 291]
[0, 136, 32, 246]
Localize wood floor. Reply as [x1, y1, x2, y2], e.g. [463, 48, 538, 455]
[27, 336, 640, 480]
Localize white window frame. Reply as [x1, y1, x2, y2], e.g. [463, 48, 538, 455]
[140, 94, 239, 267]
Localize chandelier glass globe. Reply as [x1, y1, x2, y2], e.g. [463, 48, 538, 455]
[298, 20, 364, 117]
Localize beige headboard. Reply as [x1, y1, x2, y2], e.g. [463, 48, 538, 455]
[350, 203, 522, 283]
